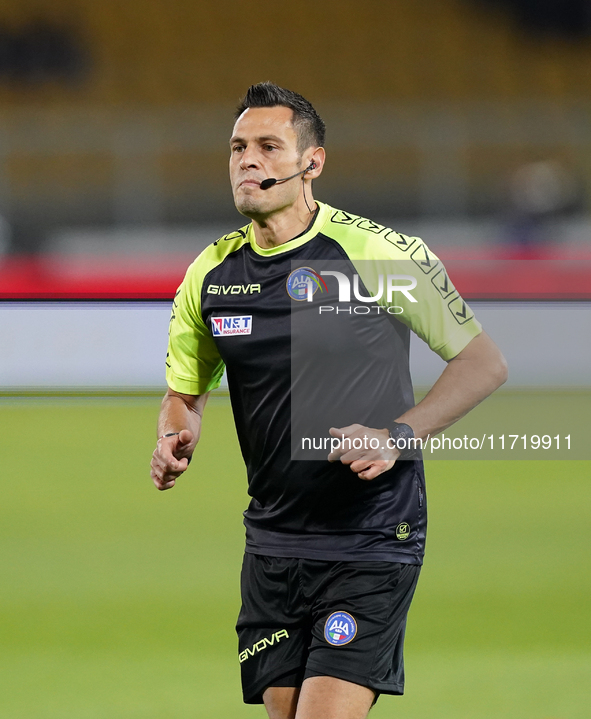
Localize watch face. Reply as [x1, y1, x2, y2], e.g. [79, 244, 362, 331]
[389, 423, 418, 460]
[390, 423, 414, 439]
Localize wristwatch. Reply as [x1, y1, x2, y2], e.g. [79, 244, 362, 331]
[388, 422, 419, 460]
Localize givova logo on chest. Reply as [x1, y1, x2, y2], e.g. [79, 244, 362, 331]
[207, 283, 261, 295]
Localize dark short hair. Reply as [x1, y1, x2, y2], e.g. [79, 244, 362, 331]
[235, 82, 326, 154]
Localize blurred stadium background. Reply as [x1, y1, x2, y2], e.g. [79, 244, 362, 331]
[0, 1, 590, 718]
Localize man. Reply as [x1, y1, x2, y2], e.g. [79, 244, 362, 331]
[150, 82, 508, 719]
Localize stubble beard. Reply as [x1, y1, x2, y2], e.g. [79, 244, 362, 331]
[233, 180, 299, 221]
[235, 193, 264, 219]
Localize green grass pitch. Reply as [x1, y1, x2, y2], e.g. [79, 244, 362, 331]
[0, 393, 589, 718]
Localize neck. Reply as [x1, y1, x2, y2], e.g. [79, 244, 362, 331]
[251, 194, 317, 249]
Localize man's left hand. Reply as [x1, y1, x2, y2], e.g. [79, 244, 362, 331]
[327, 424, 400, 481]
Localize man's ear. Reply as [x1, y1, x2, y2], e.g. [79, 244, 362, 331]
[306, 147, 325, 179]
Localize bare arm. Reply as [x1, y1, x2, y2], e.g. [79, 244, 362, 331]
[397, 330, 508, 440]
[328, 331, 508, 479]
[150, 388, 209, 491]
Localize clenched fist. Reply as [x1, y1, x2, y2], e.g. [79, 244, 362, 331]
[150, 429, 195, 491]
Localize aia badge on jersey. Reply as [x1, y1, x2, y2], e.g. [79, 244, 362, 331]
[286, 267, 327, 301]
[324, 611, 357, 646]
[211, 316, 252, 337]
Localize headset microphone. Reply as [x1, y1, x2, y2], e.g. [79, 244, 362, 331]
[260, 162, 316, 190]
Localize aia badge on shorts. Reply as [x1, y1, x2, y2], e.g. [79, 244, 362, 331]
[324, 611, 357, 646]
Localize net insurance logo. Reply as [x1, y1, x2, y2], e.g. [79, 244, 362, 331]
[211, 316, 252, 337]
[324, 611, 357, 646]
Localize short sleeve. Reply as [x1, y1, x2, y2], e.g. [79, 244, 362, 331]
[165, 260, 225, 395]
[353, 233, 482, 360]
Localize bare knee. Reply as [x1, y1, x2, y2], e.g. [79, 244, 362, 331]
[263, 686, 300, 719]
[295, 676, 375, 719]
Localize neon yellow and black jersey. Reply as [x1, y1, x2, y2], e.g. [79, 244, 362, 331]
[167, 202, 481, 564]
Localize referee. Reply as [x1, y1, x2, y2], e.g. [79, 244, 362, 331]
[150, 82, 508, 719]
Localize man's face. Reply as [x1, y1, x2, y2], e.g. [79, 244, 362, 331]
[230, 106, 306, 219]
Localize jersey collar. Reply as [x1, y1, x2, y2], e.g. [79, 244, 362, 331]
[247, 201, 332, 256]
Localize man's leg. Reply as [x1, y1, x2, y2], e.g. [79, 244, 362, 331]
[262, 687, 300, 719]
[263, 678, 374, 719]
[237, 555, 310, 708]
[295, 676, 375, 719]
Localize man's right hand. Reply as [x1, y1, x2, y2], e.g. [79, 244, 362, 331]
[150, 429, 195, 491]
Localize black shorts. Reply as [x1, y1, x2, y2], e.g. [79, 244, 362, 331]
[235, 553, 421, 704]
